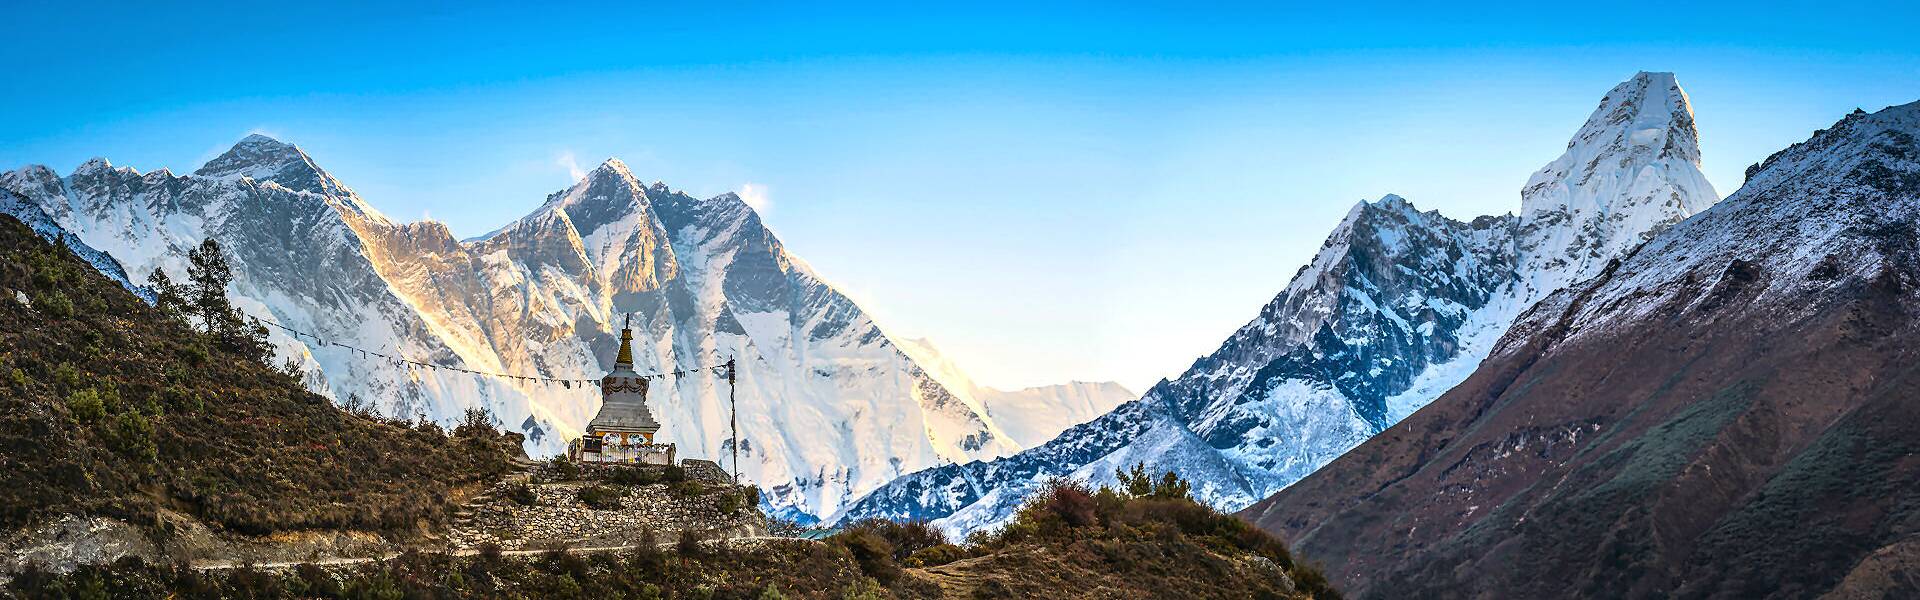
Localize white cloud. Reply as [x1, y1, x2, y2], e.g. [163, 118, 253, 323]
[739, 182, 772, 213]
[555, 151, 586, 182]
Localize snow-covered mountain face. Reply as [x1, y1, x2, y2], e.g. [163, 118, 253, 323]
[1515, 100, 1920, 351]
[1514, 72, 1720, 299]
[893, 337, 1133, 448]
[1241, 99, 1920, 600]
[0, 137, 1020, 523]
[835, 72, 1722, 537]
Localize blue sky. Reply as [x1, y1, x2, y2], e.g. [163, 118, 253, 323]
[5, 1, 1917, 391]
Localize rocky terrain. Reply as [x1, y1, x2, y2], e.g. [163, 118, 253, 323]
[838, 72, 1720, 537]
[446, 460, 765, 552]
[1240, 100, 1920, 598]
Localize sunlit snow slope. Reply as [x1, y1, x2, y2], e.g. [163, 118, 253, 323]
[0, 140, 1025, 523]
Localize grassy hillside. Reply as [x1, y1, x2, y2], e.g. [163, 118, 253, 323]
[0, 214, 522, 536]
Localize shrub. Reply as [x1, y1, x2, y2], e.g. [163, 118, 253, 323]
[716, 487, 761, 515]
[1116, 462, 1192, 500]
[293, 563, 339, 597]
[669, 480, 706, 498]
[34, 290, 73, 318]
[904, 544, 967, 567]
[66, 388, 107, 423]
[548, 455, 582, 480]
[106, 410, 158, 462]
[677, 528, 705, 556]
[177, 343, 210, 366]
[1041, 479, 1098, 528]
[477, 542, 504, 564]
[1291, 561, 1342, 600]
[161, 384, 202, 414]
[577, 484, 624, 510]
[607, 466, 661, 486]
[53, 362, 83, 390]
[454, 407, 498, 438]
[827, 528, 899, 584]
[503, 482, 538, 506]
[839, 519, 949, 563]
[541, 548, 591, 579]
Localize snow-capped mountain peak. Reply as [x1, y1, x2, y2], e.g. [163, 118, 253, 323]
[1516, 70, 1718, 297]
[835, 72, 1723, 538]
[195, 134, 351, 198]
[2, 138, 1040, 524]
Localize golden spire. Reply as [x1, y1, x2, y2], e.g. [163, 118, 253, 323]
[615, 313, 634, 368]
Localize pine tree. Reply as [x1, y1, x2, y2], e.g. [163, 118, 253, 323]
[184, 239, 270, 363]
[147, 267, 187, 322]
[186, 238, 233, 334]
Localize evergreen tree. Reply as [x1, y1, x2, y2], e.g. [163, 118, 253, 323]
[184, 239, 270, 363]
[1115, 462, 1192, 500]
[186, 238, 233, 333]
[147, 267, 187, 322]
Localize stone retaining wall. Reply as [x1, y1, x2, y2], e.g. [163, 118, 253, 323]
[447, 461, 764, 551]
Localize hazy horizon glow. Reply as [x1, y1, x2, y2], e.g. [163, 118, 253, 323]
[5, 2, 1917, 391]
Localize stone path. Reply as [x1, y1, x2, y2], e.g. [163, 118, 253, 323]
[192, 535, 812, 571]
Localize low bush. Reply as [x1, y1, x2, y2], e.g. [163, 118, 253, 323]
[826, 528, 900, 584]
[548, 455, 582, 481]
[503, 482, 538, 506]
[904, 543, 966, 567]
[66, 387, 106, 423]
[577, 484, 624, 510]
[716, 487, 761, 515]
[605, 464, 688, 486]
[669, 480, 706, 498]
[34, 290, 73, 318]
[964, 469, 1344, 600]
[677, 528, 705, 556]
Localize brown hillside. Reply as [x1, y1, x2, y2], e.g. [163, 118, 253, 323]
[1240, 106, 1920, 598]
[0, 214, 522, 537]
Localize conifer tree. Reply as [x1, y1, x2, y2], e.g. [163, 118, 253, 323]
[184, 238, 270, 362]
[186, 238, 233, 333]
[147, 267, 187, 322]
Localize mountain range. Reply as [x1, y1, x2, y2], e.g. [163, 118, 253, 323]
[0, 137, 1130, 524]
[835, 72, 1722, 535]
[1241, 96, 1920, 599]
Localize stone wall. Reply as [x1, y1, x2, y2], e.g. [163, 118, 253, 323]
[446, 460, 764, 551]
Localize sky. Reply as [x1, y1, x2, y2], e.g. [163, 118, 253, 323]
[4, 1, 1917, 392]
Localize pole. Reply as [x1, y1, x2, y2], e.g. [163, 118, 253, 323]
[727, 357, 738, 486]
